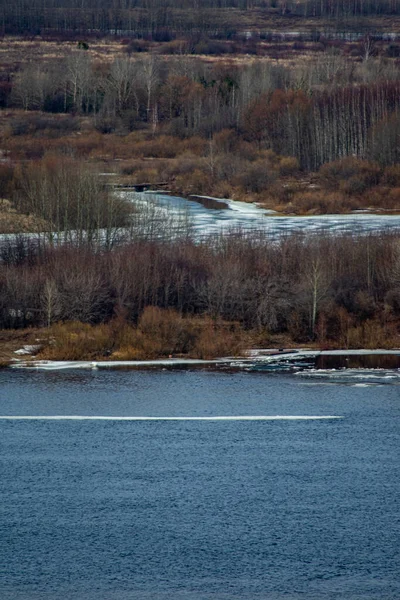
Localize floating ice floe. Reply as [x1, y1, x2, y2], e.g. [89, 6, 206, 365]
[295, 368, 400, 385]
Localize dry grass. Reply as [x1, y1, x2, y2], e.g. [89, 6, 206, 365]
[0, 37, 126, 69]
[38, 322, 114, 361]
[345, 320, 400, 349]
[0, 199, 50, 233]
[2, 31, 399, 76]
[36, 309, 248, 361]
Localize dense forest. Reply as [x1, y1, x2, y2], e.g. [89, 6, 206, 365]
[3, 0, 400, 36]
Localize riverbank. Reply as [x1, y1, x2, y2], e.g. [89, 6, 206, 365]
[1, 230, 400, 360]
[2, 323, 400, 371]
[8, 349, 400, 376]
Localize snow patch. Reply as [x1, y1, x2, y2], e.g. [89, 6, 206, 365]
[14, 345, 41, 356]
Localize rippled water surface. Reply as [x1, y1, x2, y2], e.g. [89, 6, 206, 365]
[1, 369, 399, 599]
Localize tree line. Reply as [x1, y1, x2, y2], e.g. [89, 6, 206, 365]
[5, 50, 400, 170]
[1, 230, 399, 348]
[3, 0, 400, 37]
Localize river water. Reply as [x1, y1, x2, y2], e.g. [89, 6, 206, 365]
[126, 192, 400, 239]
[1, 368, 399, 599]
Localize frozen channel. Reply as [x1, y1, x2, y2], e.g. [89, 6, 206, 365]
[127, 191, 400, 238]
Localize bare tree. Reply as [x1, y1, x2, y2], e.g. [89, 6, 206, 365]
[362, 34, 376, 62]
[106, 57, 139, 116]
[14, 159, 131, 245]
[65, 51, 92, 113]
[11, 64, 50, 111]
[137, 54, 161, 121]
[42, 278, 61, 327]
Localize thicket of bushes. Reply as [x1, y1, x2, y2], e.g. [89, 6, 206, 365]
[0, 157, 132, 238]
[38, 311, 246, 360]
[1, 232, 399, 352]
[3, 131, 400, 216]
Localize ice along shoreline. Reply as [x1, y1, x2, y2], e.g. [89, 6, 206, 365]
[10, 348, 400, 371]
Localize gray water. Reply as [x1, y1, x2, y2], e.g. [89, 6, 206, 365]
[1, 369, 399, 599]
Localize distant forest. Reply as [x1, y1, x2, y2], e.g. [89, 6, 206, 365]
[4, 49, 400, 172]
[3, 1, 400, 36]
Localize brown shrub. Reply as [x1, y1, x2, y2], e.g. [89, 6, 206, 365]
[0, 164, 14, 197]
[212, 180, 235, 199]
[316, 306, 354, 347]
[133, 168, 160, 184]
[181, 136, 207, 156]
[234, 140, 260, 162]
[385, 289, 400, 313]
[175, 168, 211, 195]
[235, 160, 277, 194]
[382, 164, 400, 187]
[39, 322, 113, 361]
[287, 310, 310, 343]
[36, 310, 247, 361]
[124, 39, 150, 54]
[165, 156, 202, 176]
[266, 182, 297, 207]
[133, 135, 181, 159]
[319, 157, 382, 193]
[288, 191, 357, 214]
[120, 161, 139, 176]
[214, 129, 239, 154]
[161, 40, 190, 55]
[117, 135, 205, 160]
[0, 199, 50, 234]
[346, 319, 399, 349]
[359, 187, 400, 210]
[339, 176, 367, 195]
[191, 321, 244, 359]
[378, 188, 400, 209]
[6, 137, 48, 160]
[135, 306, 195, 358]
[278, 156, 299, 176]
[8, 114, 80, 138]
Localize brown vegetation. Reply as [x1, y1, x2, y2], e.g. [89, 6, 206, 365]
[37, 309, 246, 361]
[1, 12, 400, 358]
[1, 232, 400, 356]
[2, 31, 400, 215]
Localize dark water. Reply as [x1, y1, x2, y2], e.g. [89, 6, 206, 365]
[1, 369, 399, 599]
